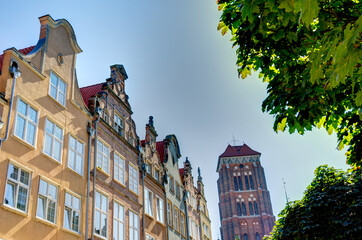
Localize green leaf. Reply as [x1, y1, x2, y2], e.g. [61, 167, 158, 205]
[300, 0, 320, 27]
[279, 0, 295, 12]
[355, 90, 362, 107]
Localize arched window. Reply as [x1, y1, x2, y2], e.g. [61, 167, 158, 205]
[256, 233, 261, 240]
[234, 177, 239, 191]
[249, 202, 254, 215]
[254, 202, 259, 215]
[242, 203, 247, 215]
[237, 203, 242, 216]
[249, 175, 254, 190]
[243, 233, 248, 240]
[245, 176, 250, 190]
[238, 176, 243, 190]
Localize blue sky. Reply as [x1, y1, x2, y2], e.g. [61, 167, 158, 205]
[0, 1, 348, 239]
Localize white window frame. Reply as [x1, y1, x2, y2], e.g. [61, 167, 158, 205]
[14, 98, 38, 146]
[114, 113, 124, 137]
[156, 196, 164, 224]
[36, 178, 58, 224]
[49, 71, 67, 106]
[4, 162, 31, 213]
[63, 191, 81, 233]
[97, 139, 110, 174]
[173, 206, 180, 232]
[167, 201, 172, 227]
[180, 212, 186, 237]
[129, 210, 139, 240]
[94, 190, 108, 238]
[67, 135, 84, 175]
[113, 201, 125, 240]
[114, 152, 125, 185]
[129, 164, 139, 194]
[144, 188, 153, 217]
[145, 162, 152, 175]
[43, 118, 64, 162]
[146, 234, 155, 240]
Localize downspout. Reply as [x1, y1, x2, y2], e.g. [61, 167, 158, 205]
[163, 172, 169, 240]
[0, 64, 21, 150]
[183, 190, 190, 240]
[85, 121, 94, 240]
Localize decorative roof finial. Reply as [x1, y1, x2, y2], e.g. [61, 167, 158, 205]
[198, 167, 202, 181]
[149, 116, 154, 127]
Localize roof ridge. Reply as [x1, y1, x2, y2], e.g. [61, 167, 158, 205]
[80, 82, 105, 89]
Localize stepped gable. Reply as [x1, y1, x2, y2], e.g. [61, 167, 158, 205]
[219, 144, 261, 158]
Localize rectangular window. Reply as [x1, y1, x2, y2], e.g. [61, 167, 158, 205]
[64, 192, 81, 233]
[176, 182, 181, 199]
[129, 211, 139, 240]
[114, 152, 125, 184]
[146, 234, 155, 240]
[44, 119, 63, 162]
[37, 179, 58, 223]
[156, 196, 164, 224]
[114, 113, 124, 137]
[192, 196, 196, 209]
[68, 135, 84, 175]
[173, 206, 180, 232]
[94, 191, 108, 238]
[145, 162, 152, 175]
[192, 221, 197, 239]
[167, 201, 172, 227]
[4, 163, 31, 213]
[14, 98, 38, 146]
[129, 164, 139, 194]
[180, 212, 186, 237]
[113, 201, 124, 240]
[97, 140, 109, 174]
[154, 169, 159, 182]
[144, 188, 153, 217]
[50, 72, 67, 106]
[169, 175, 174, 193]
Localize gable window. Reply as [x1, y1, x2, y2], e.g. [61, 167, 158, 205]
[14, 98, 38, 146]
[49, 72, 67, 106]
[44, 119, 63, 162]
[114, 113, 124, 137]
[129, 211, 139, 240]
[113, 201, 125, 240]
[114, 152, 125, 185]
[145, 188, 153, 217]
[145, 162, 152, 175]
[4, 163, 31, 213]
[94, 191, 108, 238]
[64, 192, 81, 233]
[167, 201, 172, 227]
[68, 135, 84, 175]
[156, 196, 164, 224]
[37, 179, 58, 223]
[169, 175, 174, 193]
[176, 182, 181, 199]
[154, 168, 160, 182]
[129, 164, 139, 194]
[97, 140, 109, 174]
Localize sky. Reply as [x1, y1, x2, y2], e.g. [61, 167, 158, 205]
[0, 1, 349, 239]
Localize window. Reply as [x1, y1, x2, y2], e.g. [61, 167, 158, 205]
[64, 192, 81, 233]
[145, 162, 152, 175]
[234, 177, 238, 191]
[114, 152, 125, 184]
[180, 212, 186, 237]
[156, 196, 164, 223]
[114, 113, 124, 137]
[237, 203, 242, 216]
[203, 223, 210, 238]
[37, 179, 58, 223]
[254, 202, 259, 215]
[192, 196, 197, 209]
[176, 182, 181, 199]
[169, 175, 174, 193]
[245, 175, 250, 190]
[242, 203, 247, 215]
[243, 233, 248, 240]
[249, 175, 255, 190]
[113, 201, 124, 240]
[145, 188, 153, 217]
[129, 164, 139, 194]
[154, 169, 160, 182]
[4, 163, 31, 212]
[256, 233, 261, 240]
[128, 132, 134, 146]
[94, 191, 108, 238]
[129, 211, 139, 240]
[167, 201, 172, 227]
[192, 221, 197, 240]
[68, 135, 84, 175]
[249, 202, 254, 215]
[238, 176, 243, 190]
[14, 99, 38, 146]
[49, 71, 67, 106]
[44, 119, 63, 162]
[173, 206, 180, 232]
[97, 140, 109, 173]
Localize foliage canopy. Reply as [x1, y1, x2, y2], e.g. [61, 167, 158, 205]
[265, 166, 362, 239]
[217, 0, 362, 166]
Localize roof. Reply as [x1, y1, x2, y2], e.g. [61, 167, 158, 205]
[0, 46, 35, 74]
[156, 141, 165, 163]
[79, 83, 104, 106]
[179, 168, 184, 177]
[219, 144, 261, 158]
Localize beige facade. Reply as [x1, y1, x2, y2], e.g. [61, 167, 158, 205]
[0, 15, 90, 240]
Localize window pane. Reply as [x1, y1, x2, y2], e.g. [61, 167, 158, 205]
[58, 93, 65, 106]
[54, 126, 62, 140]
[53, 140, 61, 161]
[76, 141, 83, 154]
[69, 136, 76, 148]
[8, 164, 18, 180]
[47, 200, 56, 222]
[64, 207, 71, 229]
[73, 196, 80, 211]
[17, 186, 28, 211]
[75, 155, 82, 174]
[68, 151, 75, 169]
[26, 123, 36, 145]
[48, 184, 57, 199]
[59, 80, 66, 93]
[72, 211, 79, 232]
[20, 170, 29, 185]
[101, 213, 107, 237]
[65, 193, 72, 207]
[95, 192, 101, 208]
[28, 107, 37, 123]
[15, 116, 25, 139]
[101, 195, 107, 212]
[5, 182, 15, 207]
[37, 197, 46, 218]
[94, 211, 100, 234]
[18, 100, 27, 115]
[51, 73, 58, 87]
[113, 219, 118, 240]
[45, 120, 53, 133]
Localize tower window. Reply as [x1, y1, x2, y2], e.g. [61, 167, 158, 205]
[249, 175, 255, 190]
[254, 202, 259, 215]
[249, 202, 254, 215]
[234, 177, 239, 191]
[242, 203, 247, 215]
[245, 176, 250, 190]
[237, 203, 242, 216]
[238, 176, 243, 190]
[243, 233, 248, 240]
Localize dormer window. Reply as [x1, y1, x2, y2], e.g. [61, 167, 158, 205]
[114, 113, 124, 137]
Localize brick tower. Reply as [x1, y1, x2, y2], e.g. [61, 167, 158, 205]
[217, 144, 275, 240]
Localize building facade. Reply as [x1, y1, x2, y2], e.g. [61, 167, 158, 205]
[217, 144, 275, 240]
[197, 169, 212, 240]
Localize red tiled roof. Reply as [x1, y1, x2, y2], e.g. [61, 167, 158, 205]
[156, 141, 165, 163]
[179, 168, 184, 177]
[140, 140, 145, 147]
[219, 144, 260, 158]
[79, 83, 104, 106]
[0, 46, 35, 73]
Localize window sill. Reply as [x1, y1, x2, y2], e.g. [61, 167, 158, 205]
[61, 227, 81, 237]
[129, 189, 139, 197]
[41, 152, 62, 165]
[96, 167, 110, 177]
[156, 220, 166, 227]
[1, 204, 29, 218]
[48, 94, 67, 110]
[94, 232, 108, 240]
[11, 134, 36, 150]
[113, 178, 126, 188]
[35, 216, 58, 228]
[145, 213, 154, 220]
[66, 166, 84, 178]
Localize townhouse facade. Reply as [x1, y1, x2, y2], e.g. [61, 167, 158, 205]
[0, 15, 212, 240]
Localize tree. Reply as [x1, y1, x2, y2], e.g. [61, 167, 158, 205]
[265, 165, 362, 239]
[217, 0, 362, 166]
